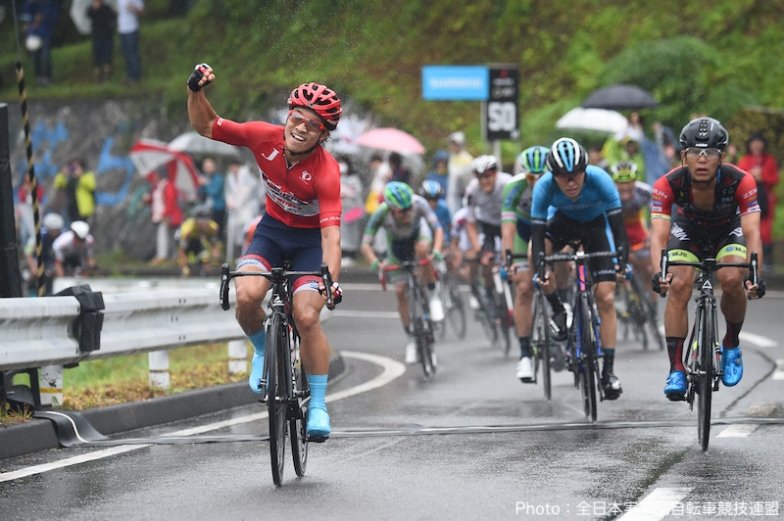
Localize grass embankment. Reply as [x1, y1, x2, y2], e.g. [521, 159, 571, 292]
[1, 342, 251, 425]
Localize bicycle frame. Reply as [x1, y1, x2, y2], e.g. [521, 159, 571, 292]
[219, 262, 333, 484]
[660, 249, 757, 451]
[539, 248, 620, 421]
[381, 259, 437, 377]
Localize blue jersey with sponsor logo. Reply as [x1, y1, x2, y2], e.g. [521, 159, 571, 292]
[531, 164, 621, 222]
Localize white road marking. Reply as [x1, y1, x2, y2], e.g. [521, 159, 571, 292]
[739, 331, 777, 349]
[0, 352, 405, 483]
[772, 360, 784, 381]
[717, 403, 776, 438]
[619, 487, 692, 520]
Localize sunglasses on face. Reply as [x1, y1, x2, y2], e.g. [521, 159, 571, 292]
[288, 110, 326, 133]
[685, 147, 722, 159]
[391, 207, 412, 215]
[475, 171, 495, 179]
[553, 170, 583, 181]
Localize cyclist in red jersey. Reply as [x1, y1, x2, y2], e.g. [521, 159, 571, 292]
[187, 64, 343, 439]
[650, 118, 765, 401]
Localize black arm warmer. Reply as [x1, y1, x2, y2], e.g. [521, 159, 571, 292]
[606, 208, 628, 266]
[530, 219, 548, 272]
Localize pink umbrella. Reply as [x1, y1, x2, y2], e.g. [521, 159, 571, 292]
[357, 128, 426, 155]
[129, 139, 201, 202]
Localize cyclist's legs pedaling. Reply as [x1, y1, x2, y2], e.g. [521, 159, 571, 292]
[390, 230, 420, 363]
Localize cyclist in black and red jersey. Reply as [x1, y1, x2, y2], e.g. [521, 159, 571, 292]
[650, 117, 765, 401]
[187, 64, 343, 439]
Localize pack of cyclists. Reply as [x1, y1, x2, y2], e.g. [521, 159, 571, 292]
[360, 116, 765, 407]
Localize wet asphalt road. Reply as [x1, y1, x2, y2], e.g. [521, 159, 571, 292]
[1, 285, 783, 520]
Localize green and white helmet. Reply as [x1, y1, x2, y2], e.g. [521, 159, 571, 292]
[383, 181, 414, 210]
[518, 146, 550, 175]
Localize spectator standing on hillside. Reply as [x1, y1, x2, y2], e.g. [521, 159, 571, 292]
[143, 167, 184, 264]
[198, 157, 227, 241]
[23, 0, 60, 87]
[116, 0, 144, 85]
[737, 133, 779, 272]
[424, 150, 449, 195]
[224, 159, 261, 261]
[446, 131, 474, 214]
[86, 0, 117, 83]
[53, 159, 96, 226]
[15, 174, 47, 249]
[338, 156, 364, 265]
[388, 152, 410, 184]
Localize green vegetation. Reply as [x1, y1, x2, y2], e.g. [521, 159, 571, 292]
[1, 342, 249, 424]
[3, 1, 784, 157]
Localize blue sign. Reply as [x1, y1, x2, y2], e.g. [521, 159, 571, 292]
[422, 66, 489, 101]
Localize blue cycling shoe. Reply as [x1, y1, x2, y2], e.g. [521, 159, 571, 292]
[248, 352, 264, 394]
[721, 346, 743, 387]
[307, 408, 331, 440]
[664, 370, 687, 401]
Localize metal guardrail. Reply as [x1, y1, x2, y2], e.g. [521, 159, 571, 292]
[0, 288, 245, 373]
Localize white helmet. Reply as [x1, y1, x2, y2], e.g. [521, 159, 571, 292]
[42, 213, 64, 231]
[71, 221, 90, 240]
[448, 131, 466, 146]
[470, 155, 498, 176]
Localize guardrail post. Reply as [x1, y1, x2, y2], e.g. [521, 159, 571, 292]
[39, 365, 64, 407]
[228, 340, 247, 374]
[148, 351, 170, 389]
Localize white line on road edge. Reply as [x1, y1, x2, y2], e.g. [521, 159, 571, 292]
[0, 352, 405, 483]
[717, 402, 778, 438]
[619, 487, 692, 521]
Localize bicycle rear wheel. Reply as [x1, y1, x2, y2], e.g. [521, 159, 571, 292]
[495, 290, 512, 357]
[290, 341, 309, 477]
[697, 306, 715, 452]
[266, 314, 288, 486]
[473, 285, 498, 346]
[445, 275, 467, 340]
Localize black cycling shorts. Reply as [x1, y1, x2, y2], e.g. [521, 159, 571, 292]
[667, 215, 746, 261]
[546, 211, 616, 283]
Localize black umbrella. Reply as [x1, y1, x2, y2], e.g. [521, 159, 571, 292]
[582, 84, 659, 111]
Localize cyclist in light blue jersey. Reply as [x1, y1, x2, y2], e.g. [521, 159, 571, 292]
[530, 138, 630, 400]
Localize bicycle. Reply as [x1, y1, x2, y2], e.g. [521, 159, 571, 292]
[506, 250, 553, 400]
[616, 271, 664, 351]
[540, 248, 621, 422]
[380, 259, 437, 378]
[467, 252, 513, 355]
[435, 254, 467, 340]
[219, 261, 334, 486]
[660, 249, 758, 452]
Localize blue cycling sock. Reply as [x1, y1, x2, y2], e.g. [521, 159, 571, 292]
[307, 374, 328, 412]
[248, 329, 266, 356]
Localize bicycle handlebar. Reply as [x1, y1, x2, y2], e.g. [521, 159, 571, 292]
[536, 248, 624, 282]
[219, 263, 334, 311]
[659, 248, 758, 297]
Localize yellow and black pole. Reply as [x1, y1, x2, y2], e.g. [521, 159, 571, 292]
[11, 0, 45, 297]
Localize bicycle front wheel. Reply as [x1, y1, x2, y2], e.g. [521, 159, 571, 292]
[290, 341, 309, 477]
[697, 305, 715, 452]
[267, 314, 288, 486]
[532, 292, 552, 400]
[579, 296, 598, 422]
[413, 286, 436, 378]
[445, 275, 467, 340]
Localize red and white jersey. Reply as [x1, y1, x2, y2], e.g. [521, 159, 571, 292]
[212, 118, 342, 229]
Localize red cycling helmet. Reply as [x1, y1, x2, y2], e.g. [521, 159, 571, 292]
[287, 83, 342, 131]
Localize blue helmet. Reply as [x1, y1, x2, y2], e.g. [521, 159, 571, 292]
[432, 149, 449, 166]
[418, 180, 443, 200]
[546, 137, 588, 174]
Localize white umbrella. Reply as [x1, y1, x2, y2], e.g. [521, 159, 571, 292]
[168, 131, 241, 157]
[555, 107, 629, 135]
[70, 0, 117, 35]
[129, 139, 202, 202]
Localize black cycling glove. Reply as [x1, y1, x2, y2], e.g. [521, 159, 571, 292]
[651, 271, 664, 295]
[187, 63, 212, 92]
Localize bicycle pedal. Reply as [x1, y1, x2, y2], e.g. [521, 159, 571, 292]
[666, 393, 687, 402]
[308, 435, 329, 443]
